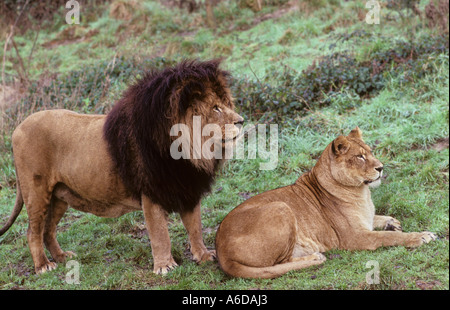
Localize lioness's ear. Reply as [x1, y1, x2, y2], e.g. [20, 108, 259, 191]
[348, 126, 363, 140]
[332, 135, 350, 156]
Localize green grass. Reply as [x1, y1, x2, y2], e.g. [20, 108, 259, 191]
[0, 0, 448, 290]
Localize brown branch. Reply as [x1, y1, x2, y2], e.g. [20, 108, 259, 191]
[11, 37, 29, 85]
[205, 0, 216, 28]
[28, 25, 41, 68]
[1, 0, 30, 89]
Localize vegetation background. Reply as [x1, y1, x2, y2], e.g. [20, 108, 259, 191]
[0, 0, 448, 290]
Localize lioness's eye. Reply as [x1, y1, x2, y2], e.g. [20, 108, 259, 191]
[213, 105, 222, 113]
[358, 155, 366, 161]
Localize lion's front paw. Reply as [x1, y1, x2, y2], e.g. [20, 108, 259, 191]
[385, 217, 402, 231]
[192, 249, 216, 264]
[53, 251, 77, 263]
[35, 262, 57, 275]
[153, 260, 179, 275]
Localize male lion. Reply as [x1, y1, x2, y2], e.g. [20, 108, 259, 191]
[215, 127, 437, 279]
[0, 59, 244, 275]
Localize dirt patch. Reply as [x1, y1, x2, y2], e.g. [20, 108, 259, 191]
[228, 2, 298, 32]
[431, 137, 449, 152]
[238, 191, 257, 200]
[129, 223, 147, 239]
[416, 280, 442, 290]
[131, 266, 179, 287]
[0, 84, 24, 110]
[425, 0, 449, 34]
[411, 137, 449, 152]
[160, 0, 199, 11]
[42, 27, 99, 49]
[3, 261, 33, 279]
[257, 3, 297, 21]
[109, 0, 141, 21]
[58, 212, 84, 232]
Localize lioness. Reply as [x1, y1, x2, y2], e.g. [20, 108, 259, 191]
[215, 127, 437, 279]
[0, 59, 244, 275]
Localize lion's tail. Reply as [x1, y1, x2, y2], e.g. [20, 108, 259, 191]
[0, 178, 24, 236]
[219, 258, 324, 279]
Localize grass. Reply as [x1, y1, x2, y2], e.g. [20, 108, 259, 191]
[0, 0, 448, 290]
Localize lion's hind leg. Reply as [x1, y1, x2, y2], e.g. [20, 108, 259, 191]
[216, 201, 324, 279]
[221, 253, 326, 279]
[22, 187, 57, 274]
[44, 196, 76, 263]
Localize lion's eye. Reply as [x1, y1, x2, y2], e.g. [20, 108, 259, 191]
[213, 106, 222, 113]
[357, 155, 366, 161]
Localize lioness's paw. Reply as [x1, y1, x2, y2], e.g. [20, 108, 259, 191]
[420, 231, 437, 244]
[385, 218, 402, 232]
[35, 262, 57, 275]
[312, 252, 327, 262]
[409, 231, 437, 247]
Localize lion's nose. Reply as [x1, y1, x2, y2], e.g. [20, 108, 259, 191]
[234, 117, 244, 126]
[375, 166, 383, 172]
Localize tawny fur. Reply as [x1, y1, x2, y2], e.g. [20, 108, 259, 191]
[215, 127, 437, 279]
[0, 59, 244, 275]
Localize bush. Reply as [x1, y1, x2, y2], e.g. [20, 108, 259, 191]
[0, 56, 175, 164]
[231, 34, 449, 122]
[0, 0, 110, 34]
[425, 0, 449, 34]
[21, 56, 175, 114]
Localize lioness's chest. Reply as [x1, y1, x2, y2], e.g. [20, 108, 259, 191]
[341, 195, 375, 231]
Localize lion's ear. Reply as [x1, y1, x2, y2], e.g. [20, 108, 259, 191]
[348, 126, 363, 140]
[332, 135, 350, 156]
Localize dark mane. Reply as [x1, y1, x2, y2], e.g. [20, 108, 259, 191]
[103, 59, 230, 213]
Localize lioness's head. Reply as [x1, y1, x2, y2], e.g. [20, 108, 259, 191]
[329, 127, 383, 188]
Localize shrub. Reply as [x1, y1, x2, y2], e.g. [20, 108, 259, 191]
[425, 0, 449, 34]
[0, 0, 110, 34]
[0, 56, 175, 164]
[21, 56, 175, 114]
[231, 34, 449, 122]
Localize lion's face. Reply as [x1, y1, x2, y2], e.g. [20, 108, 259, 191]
[190, 89, 243, 147]
[173, 86, 243, 170]
[197, 90, 244, 145]
[329, 127, 384, 188]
